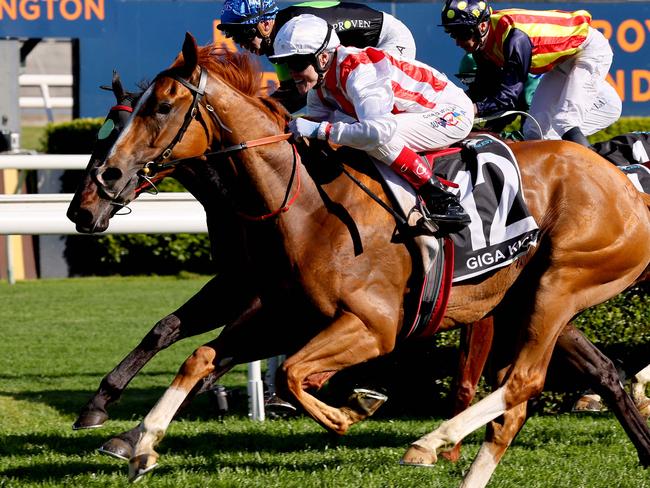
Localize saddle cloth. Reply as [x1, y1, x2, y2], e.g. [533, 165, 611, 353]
[373, 133, 539, 337]
[592, 131, 650, 167]
[436, 134, 540, 282]
[619, 163, 650, 194]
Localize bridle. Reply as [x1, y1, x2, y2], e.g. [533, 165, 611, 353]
[118, 65, 300, 221]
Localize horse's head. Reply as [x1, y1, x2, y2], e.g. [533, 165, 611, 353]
[91, 33, 218, 209]
[66, 71, 150, 232]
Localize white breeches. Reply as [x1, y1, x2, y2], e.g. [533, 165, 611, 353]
[368, 98, 474, 164]
[523, 27, 622, 140]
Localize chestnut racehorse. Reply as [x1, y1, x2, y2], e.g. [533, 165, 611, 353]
[68, 66, 650, 470]
[78, 34, 650, 485]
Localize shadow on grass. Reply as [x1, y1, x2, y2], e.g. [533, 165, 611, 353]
[1, 460, 124, 481]
[1, 427, 419, 458]
[0, 386, 242, 421]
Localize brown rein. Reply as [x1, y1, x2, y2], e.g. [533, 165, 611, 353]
[133, 66, 300, 220]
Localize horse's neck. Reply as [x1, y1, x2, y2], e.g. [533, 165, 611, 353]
[173, 165, 226, 212]
[207, 78, 318, 225]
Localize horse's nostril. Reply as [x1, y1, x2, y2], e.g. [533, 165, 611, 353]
[100, 167, 124, 184]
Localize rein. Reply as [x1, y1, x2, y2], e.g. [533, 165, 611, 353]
[129, 65, 299, 221]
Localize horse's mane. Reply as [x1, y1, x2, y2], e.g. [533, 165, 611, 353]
[172, 45, 289, 127]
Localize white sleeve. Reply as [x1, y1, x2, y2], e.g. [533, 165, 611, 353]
[327, 61, 397, 152]
[304, 90, 333, 122]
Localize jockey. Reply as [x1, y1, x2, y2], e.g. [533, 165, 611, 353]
[456, 52, 542, 134]
[270, 14, 474, 230]
[217, 0, 416, 111]
[440, 0, 622, 147]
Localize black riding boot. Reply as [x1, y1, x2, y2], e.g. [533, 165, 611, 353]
[419, 177, 471, 231]
[562, 127, 592, 148]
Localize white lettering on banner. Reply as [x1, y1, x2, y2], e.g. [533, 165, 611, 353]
[466, 233, 535, 271]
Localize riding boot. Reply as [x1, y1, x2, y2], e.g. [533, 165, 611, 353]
[562, 127, 592, 149]
[418, 177, 471, 228]
[389, 146, 470, 232]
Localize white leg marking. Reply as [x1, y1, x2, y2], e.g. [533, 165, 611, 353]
[459, 442, 500, 488]
[412, 388, 507, 454]
[632, 364, 650, 405]
[135, 387, 188, 456]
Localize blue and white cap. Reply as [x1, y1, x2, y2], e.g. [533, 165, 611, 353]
[220, 0, 279, 25]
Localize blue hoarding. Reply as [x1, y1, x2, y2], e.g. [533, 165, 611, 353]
[1, 1, 649, 117]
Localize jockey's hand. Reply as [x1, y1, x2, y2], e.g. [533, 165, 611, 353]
[288, 118, 322, 139]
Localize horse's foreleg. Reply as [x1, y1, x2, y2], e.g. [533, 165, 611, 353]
[278, 311, 394, 435]
[127, 307, 311, 481]
[96, 296, 262, 461]
[442, 318, 495, 463]
[632, 364, 650, 419]
[74, 275, 258, 430]
[129, 345, 221, 482]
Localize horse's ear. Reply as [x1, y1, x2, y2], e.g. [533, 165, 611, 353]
[180, 32, 199, 78]
[111, 70, 126, 103]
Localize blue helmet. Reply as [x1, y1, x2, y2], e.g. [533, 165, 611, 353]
[220, 0, 279, 25]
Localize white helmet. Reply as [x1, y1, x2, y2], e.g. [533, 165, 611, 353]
[270, 14, 340, 60]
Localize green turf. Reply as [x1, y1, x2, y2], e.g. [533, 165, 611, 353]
[1, 276, 649, 487]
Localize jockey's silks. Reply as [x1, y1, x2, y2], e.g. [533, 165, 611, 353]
[484, 9, 592, 74]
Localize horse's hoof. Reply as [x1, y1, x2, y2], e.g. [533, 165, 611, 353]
[98, 437, 134, 461]
[571, 393, 603, 413]
[128, 454, 159, 482]
[400, 444, 438, 467]
[265, 393, 297, 418]
[347, 388, 388, 416]
[72, 409, 109, 430]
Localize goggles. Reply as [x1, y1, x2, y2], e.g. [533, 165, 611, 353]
[445, 26, 476, 42]
[285, 54, 316, 72]
[222, 25, 260, 43]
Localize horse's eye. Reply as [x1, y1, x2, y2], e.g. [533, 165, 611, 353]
[158, 103, 172, 115]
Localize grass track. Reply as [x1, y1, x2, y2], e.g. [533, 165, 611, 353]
[1, 276, 649, 487]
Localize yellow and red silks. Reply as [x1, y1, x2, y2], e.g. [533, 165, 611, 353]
[484, 9, 592, 74]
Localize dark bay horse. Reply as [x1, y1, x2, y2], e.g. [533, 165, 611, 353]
[75, 34, 650, 485]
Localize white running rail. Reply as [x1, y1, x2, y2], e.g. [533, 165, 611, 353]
[0, 153, 265, 421]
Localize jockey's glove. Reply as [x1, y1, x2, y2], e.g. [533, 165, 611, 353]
[288, 118, 328, 140]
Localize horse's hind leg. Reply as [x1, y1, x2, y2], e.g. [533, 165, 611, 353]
[632, 364, 650, 418]
[556, 325, 650, 466]
[74, 274, 258, 430]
